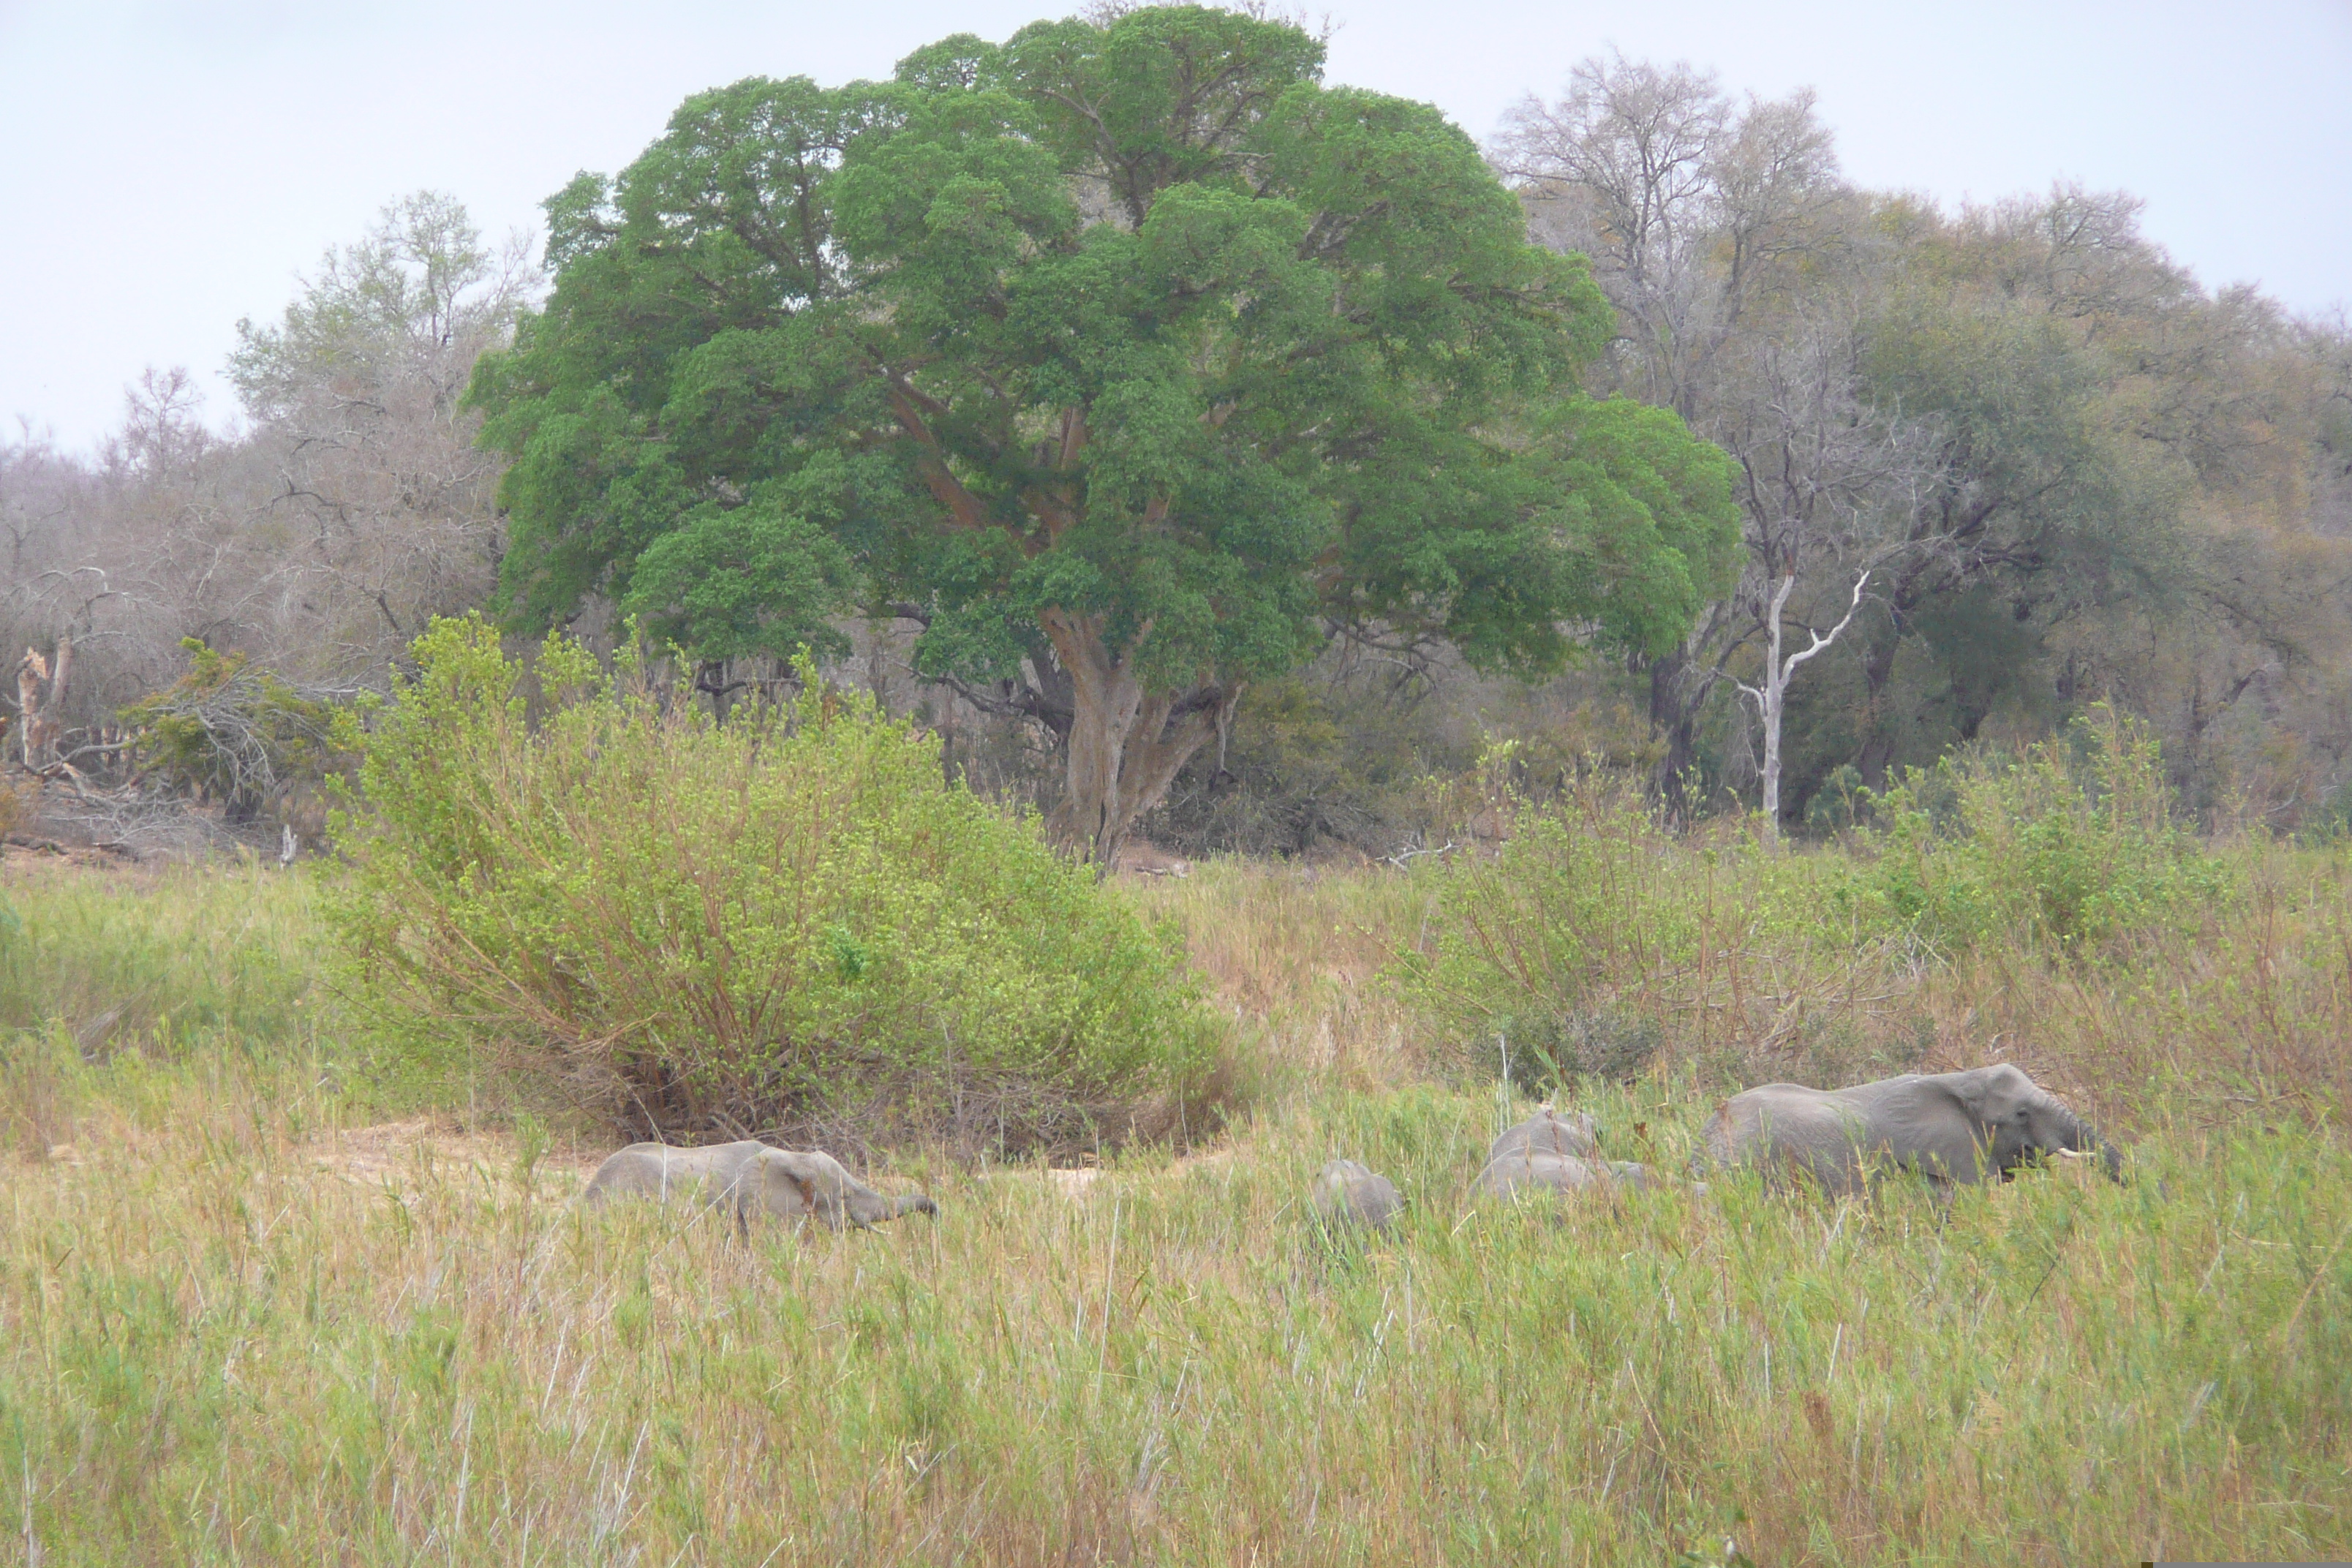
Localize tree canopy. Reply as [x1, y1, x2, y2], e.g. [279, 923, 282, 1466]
[470, 5, 1739, 857]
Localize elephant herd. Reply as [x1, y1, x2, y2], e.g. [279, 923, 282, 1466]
[578, 1063, 2119, 1238]
[1313, 1063, 2122, 1232]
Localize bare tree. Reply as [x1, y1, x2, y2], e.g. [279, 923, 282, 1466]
[0, 195, 533, 848]
[1496, 55, 1844, 423]
[228, 190, 535, 670]
[1735, 570, 1867, 844]
[1496, 57, 1915, 819]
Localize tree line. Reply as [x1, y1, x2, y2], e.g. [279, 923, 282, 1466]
[1499, 56, 2352, 834]
[5, 10, 2346, 853]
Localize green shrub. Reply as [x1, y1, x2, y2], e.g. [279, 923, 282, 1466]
[1392, 788, 1702, 1089]
[325, 617, 1221, 1154]
[1392, 709, 2243, 1098]
[0, 867, 314, 1055]
[1831, 707, 2231, 954]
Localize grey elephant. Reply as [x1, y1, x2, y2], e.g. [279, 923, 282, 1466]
[582, 1139, 938, 1234]
[1311, 1158, 1402, 1230]
[1474, 1107, 1654, 1200]
[1488, 1105, 1599, 1162]
[1700, 1064, 2121, 1198]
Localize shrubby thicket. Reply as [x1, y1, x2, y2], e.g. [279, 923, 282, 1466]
[326, 617, 1221, 1154]
[1399, 709, 2237, 1094]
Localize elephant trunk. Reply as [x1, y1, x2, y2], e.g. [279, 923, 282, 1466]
[2062, 1107, 2125, 1182]
[837, 1183, 938, 1226]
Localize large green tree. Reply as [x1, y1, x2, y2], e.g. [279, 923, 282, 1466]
[470, 6, 1738, 862]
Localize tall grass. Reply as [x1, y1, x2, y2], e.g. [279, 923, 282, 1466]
[0, 859, 332, 1159]
[0, 857, 314, 1055]
[1376, 716, 2351, 1126]
[4, 725, 2350, 1561]
[1, 1067, 2345, 1564]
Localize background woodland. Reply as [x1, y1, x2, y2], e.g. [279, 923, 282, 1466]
[4, 58, 2348, 859]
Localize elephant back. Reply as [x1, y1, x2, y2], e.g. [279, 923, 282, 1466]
[1486, 1107, 1599, 1168]
[1312, 1158, 1402, 1229]
[1477, 1150, 1624, 1200]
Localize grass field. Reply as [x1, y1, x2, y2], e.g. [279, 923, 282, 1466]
[2, 843, 2349, 1564]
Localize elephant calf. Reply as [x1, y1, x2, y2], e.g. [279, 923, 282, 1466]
[1701, 1064, 2120, 1198]
[582, 1139, 938, 1234]
[1312, 1158, 1402, 1230]
[1474, 1107, 1654, 1201]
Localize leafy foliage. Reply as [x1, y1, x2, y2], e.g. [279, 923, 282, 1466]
[1831, 708, 2231, 953]
[1395, 786, 1707, 1089]
[325, 617, 1221, 1152]
[470, 7, 1739, 845]
[1398, 709, 2233, 1095]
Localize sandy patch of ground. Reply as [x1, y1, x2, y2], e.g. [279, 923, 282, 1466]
[1, 840, 137, 879]
[1046, 1167, 1104, 1198]
[304, 1117, 603, 1199]
[1031, 1145, 1248, 1200]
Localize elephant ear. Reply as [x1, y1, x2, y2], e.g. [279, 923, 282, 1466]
[761, 1150, 818, 1216]
[1958, 1065, 2034, 1127]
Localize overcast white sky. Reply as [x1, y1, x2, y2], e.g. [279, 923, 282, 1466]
[3, 0, 2347, 455]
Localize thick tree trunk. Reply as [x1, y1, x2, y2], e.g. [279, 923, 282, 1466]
[1036, 608, 1237, 872]
[1740, 573, 1868, 848]
[12, 654, 39, 767]
[1751, 581, 1793, 847]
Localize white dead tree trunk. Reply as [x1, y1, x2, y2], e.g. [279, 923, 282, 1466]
[1737, 572, 1868, 845]
[15, 638, 69, 768]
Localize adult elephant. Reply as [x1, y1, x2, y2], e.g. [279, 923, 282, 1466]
[1701, 1064, 2121, 1198]
[583, 1140, 938, 1235]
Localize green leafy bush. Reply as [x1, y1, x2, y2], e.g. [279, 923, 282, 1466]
[1832, 708, 2231, 954]
[1392, 786, 1700, 1089]
[326, 617, 1221, 1153]
[1393, 709, 2244, 1098]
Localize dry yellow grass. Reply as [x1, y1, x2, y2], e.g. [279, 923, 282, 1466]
[4, 843, 2351, 1563]
[1128, 858, 1435, 1092]
[6, 1054, 2346, 1565]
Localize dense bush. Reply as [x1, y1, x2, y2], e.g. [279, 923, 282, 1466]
[326, 617, 1221, 1154]
[1144, 676, 1458, 859]
[118, 638, 343, 821]
[1392, 788, 1708, 1090]
[1831, 709, 2231, 954]
[1396, 709, 2242, 1096]
[1142, 657, 1663, 862]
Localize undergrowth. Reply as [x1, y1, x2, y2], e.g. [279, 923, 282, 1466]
[325, 618, 1223, 1157]
[3, 701, 2348, 1562]
[1387, 711, 2341, 1122]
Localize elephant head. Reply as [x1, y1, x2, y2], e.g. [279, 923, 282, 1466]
[1957, 1065, 2122, 1181]
[754, 1148, 938, 1231]
[1312, 1158, 1402, 1230]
